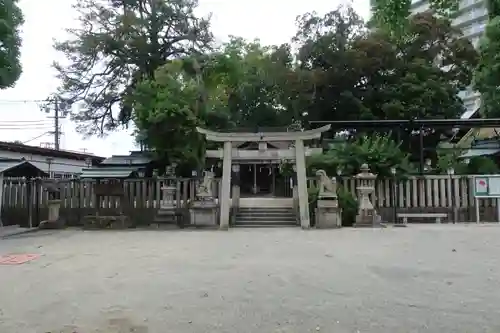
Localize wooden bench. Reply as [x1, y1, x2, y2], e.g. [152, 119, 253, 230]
[397, 213, 448, 224]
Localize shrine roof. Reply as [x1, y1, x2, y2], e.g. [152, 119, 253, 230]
[0, 159, 47, 177]
[80, 166, 138, 179]
[100, 153, 153, 166]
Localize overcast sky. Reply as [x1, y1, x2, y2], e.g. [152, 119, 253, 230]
[0, 0, 369, 157]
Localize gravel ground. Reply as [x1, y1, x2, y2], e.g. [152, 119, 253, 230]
[0, 225, 500, 333]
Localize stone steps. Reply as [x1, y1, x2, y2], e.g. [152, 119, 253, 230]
[234, 207, 297, 228]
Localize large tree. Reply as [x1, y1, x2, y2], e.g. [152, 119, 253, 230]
[292, 9, 476, 124]
[0, 0, 23, 89]
[292, 8, 476, 163]
[291, 7, 368, 125]
[474, 1, 500, 117]
[371, 0, 459, 37]
[52, 0, 212, 135]
[132, 38, 296, 166]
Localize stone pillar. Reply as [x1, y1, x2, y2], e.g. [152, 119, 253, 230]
[231, 164, 240, 210]
[354, 164, 380, 227]
[47, 200, 62, 221]
[219, 141, 232, 230]
[291, 164, 299, 223]
[295, 139, 310, 229]
[39, 199, 63, 229]
[0, 174, 4, 227]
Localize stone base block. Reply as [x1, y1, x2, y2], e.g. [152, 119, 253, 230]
[190, 201, 218, 227]
[39, 219, 65, 229]
[316, 199, 341, 229]
[354, 209, 382, 228]
[82, 215, 132, 229]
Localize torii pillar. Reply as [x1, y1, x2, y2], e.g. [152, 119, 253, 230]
[219, 141, 232, 229]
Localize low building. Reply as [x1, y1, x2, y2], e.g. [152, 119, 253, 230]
[0, 141, 104, 178]
[80, 151, 154, 178]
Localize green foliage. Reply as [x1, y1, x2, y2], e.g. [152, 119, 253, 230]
[474, 17, 500, 118]
[487, 0, 500, 18]
[294, 9, 476, 156]
[467, 156, 500, 174]
[432, 148, 500, 175]
[132, 61, 206, 166]
[308, 185, 319, 227]
[0, 0, 23, 88]
[307, 134, 413, 177]
[52, 0, 211, 135]
[371, 0, 458, 37]
[371, 0, 412, 37]
[55, 1, 478, 170]
[337, 186, 358, 227]
[133, 37, 298, 167]
[434, 147, 468, 174]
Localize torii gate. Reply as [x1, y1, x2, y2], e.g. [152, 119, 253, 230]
[196, 125, 331, 229]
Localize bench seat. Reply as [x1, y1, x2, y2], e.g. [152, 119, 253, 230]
[397, 213, 447, 224]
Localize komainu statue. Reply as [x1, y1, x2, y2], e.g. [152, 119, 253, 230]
[196, 170, 214, 199]
[316, 169, 337, 199]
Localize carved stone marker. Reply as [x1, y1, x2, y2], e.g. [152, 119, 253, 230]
[39, 180, 64, 229]
[196, 170, 214, 199]
[354, 164, 380, 227]
[190, 171, 218, 227]
[160, 185, 176, 209]
[315, 170, 341, 228]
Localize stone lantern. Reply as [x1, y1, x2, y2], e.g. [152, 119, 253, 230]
[354, 164, 380, 227]
[160, 163, 177, 209]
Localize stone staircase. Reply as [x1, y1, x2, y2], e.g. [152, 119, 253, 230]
[233, 207, 298, 228]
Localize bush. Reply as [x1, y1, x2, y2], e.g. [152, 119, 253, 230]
[307, 133, 413, 178]
[308, 186, 319, 227]
[338, 186, 358, 227]
[467, 156, 500, 174]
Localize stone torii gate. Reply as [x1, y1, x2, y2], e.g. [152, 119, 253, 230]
[196, 125, 331, 230]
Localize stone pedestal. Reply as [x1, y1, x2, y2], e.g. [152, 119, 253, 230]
[354, 164, 381, 227]
[316, 199, 341, 228]
[82, 215, 131, 229]
[39, 199, 64, 229]
[190, 200, 218, 228]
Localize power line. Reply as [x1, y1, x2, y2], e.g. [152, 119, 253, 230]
[0, 126, 53, 130]
[22, 132, 50, 144]
[0, 119, 52, 123]
[0, 99, 48, 104]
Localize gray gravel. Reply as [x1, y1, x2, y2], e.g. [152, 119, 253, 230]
[1, 225, 500, 332]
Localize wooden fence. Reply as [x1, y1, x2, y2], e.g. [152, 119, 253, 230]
[0, 175, 497, 227]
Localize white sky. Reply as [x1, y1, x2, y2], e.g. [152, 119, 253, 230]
[0, 0, 369, 158]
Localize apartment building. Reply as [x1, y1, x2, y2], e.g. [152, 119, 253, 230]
[411, 0, 488, 119]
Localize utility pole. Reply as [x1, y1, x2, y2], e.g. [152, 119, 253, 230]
[45, 97, 64, 150]
[54, 98, 59, 150]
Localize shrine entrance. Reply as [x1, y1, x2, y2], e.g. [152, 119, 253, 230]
[239, 163, 279, 196]
[197, 125, 331, 229]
